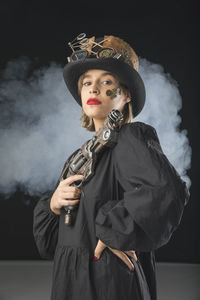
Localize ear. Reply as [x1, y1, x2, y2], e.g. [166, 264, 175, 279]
[121, 86, 131, 103]
[122, 97, 131, 105]
[125, 94, 131, 104]
[122, 96, 131, 106]
[126, 96, 131, 103]
[125, 88, 131, 102]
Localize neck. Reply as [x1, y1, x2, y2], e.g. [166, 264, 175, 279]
[93, 118, 106, 133]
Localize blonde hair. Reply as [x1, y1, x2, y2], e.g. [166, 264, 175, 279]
[78, 72, 134, 132]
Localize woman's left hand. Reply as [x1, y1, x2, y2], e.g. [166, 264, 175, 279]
[94, 239, 138, 271]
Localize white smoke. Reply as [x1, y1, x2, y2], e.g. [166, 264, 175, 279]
[135, 58, 192, 188]
[0, 56, 192, 198]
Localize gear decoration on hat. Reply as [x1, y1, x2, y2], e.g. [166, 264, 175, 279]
[98, 48, 116, 58]
[67, 34, 110, 62]
[66, 33, 137, 67]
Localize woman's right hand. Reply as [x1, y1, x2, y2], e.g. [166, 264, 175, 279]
[50, 174, 84, 215]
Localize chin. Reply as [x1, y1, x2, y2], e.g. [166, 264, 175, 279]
[84, 108, 106, 119]
[87, 113, 105, 119]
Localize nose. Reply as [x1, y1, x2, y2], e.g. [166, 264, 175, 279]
[89, 83, 99, 95]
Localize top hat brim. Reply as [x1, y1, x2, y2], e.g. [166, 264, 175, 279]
[63, 58, 146, 118]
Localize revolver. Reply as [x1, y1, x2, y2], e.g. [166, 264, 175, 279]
[59, 109, 124, 226]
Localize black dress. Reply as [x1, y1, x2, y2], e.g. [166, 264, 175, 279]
[33, 121, 190, 300]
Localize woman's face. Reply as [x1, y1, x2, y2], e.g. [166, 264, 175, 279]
[80, 69, 130, 121]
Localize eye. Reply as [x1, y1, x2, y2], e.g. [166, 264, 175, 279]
[82, 81, 91, 86]
[102, 80, 112, 85]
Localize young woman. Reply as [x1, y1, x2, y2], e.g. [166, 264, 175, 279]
[33, 34, 190, 300]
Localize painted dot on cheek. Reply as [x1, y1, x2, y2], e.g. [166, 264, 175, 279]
[106, 88, 121, 99]
[106, 90, 113, 96]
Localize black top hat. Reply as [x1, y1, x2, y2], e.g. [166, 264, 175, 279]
[63, 34, 146, 118]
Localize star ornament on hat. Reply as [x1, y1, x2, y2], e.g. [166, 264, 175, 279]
[63, 33, 146, 117]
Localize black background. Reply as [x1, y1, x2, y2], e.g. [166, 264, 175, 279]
[0, 0, 199, 262]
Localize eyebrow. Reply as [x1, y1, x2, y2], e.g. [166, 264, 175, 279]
[82, 72, 114, 80]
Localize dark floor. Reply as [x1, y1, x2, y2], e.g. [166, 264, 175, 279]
[0, 261, 199, 300]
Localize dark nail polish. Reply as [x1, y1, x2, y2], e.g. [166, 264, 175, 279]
[94, 256, 99, 261]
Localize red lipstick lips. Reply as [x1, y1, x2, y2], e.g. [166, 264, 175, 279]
[87, 98, 101, 105]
